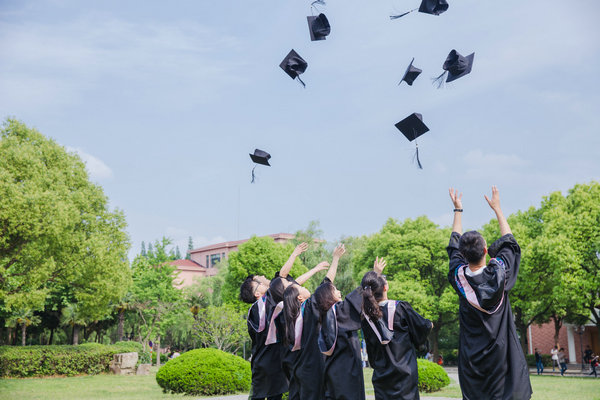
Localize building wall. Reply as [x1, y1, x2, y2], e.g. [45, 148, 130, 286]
[529, 322, 599, 364]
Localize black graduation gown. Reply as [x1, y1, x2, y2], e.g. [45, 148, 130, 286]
[275, 296, 326, 400]
[447, 233, 532, 400]
[247, 276, 289, 398]
[319, 280, 365, 400]
[362, 300, 432, 400]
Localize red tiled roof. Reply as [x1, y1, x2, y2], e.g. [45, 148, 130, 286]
[190, 233, 296, 254]
[169, 259, 205, 269]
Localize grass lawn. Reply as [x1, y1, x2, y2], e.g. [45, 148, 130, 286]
[0, 367, 599, 400]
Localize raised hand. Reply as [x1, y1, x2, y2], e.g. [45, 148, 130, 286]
[293, 242, 309, 257]
[484, 186, 501, 212]
[449, 188, 463, 209]
[373, 256, 387, 275]
[314, 261, 330, 272]
[332, 244, 346, 259]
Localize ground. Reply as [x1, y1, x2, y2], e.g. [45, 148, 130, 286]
[0, 366, 598, 400]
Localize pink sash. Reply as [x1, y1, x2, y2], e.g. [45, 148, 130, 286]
[320, 306, 337, 356]
[456, 266, 504, 314]
[291, 301, 305, 351]
[247, 295, 266, 332]
[265, 301, 284, 345]
[364, 300, 397, 344]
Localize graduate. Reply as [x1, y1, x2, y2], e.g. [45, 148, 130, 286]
[276, 249, 344, 400]
[361, 258, 433, 400]
[447, 186, 532, 400]
[314, 244, 366, 400]
[239, 242, 309, 400]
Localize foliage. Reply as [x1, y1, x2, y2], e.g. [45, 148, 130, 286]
[151, 351, 168, 365]
[0, 342, 142, 377]
[193, 304, 247, 353]
[416, 358, 450, 392]
[353, 216, 457, 357]
[0, 118, 131, 340]
[155, 348, 251, 395]
[525, 353, 553, 367]
[222, 236, 308, 307]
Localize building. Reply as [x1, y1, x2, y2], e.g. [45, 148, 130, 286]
[169, 233, 296, 287]
[527, 320, 599, 364]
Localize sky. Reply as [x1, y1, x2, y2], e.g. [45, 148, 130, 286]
[1, 0, 599, 258]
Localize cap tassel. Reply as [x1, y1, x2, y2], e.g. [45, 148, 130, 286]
[414, 143, 423, 169]
[296, 76, 306, 88]
[390, 8, 417, 19]
[431, 71, 447, 89]
[251, 165, 257, 183]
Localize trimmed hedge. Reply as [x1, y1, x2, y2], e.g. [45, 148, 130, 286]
[417, 359, 451, 392]
[0, 342, 143, 378]
[525, 353, 553, 367]
[156, 348, 251, 395]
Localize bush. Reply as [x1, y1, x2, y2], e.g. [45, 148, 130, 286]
[439, 349, 458, 366]
[152, 351, 168, 365]
[0, 343, 144, 378]
[156, 348, 251, 395]
[525, 353, 552, 367]
[114, 341, 143, 354]
[417, 359, 451, 392]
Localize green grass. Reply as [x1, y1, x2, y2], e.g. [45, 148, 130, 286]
[0, 367, 599, 400]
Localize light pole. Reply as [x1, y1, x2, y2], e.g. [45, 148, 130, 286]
[574, 325, 585, 371]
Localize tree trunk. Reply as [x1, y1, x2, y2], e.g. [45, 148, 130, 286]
[552, 316, 562, 346]
[21, 323, 27, 346]
[0, 324, 4, 345]
[49, 327, 54, 345]
[431, 321, 441, 360]
[514, 307, 529, 354]
[156, 335, 161, 368]
[73, 325, 80, 345]
[117, 310, 124, 342]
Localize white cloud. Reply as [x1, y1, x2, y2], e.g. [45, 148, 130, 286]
[66, 146, 113, 180]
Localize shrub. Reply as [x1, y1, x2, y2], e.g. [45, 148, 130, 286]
[0, 343, 144, 378]
[525, 353, 552, 367]
[439, 349, 458, 366]
[417, 359, 451, 392]
[156, 348, 251, 395]
[151, 351, 168, 365]
[114, 341, 143, 354]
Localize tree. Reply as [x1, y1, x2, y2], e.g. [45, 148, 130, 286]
[222, 236, 308, 307]
[60, 303, 87, 345]
[193, 304, 247, 353]
[0, 119, 131, 327]
[141, 241, 147, 257]
[353, 217, 458, 359]
[6, 308, 41, 346]
[174, 246, 182, 260]
[186, 236, 194, 260]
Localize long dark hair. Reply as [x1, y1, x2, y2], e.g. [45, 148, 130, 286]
[283, 284, 301, 346]
[361, 271, 386, 321]
[313, 281, 338, 322]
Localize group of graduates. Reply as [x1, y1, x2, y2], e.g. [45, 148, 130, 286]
[240, 186, 532, 400]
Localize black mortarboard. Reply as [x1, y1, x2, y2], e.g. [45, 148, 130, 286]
[432, 49, 475, 87]
[249, 149, 271, 183]
[307, 13, 331, 41]
[399, 58, 422, 86]
[279, 49, 308, 87]
[395, 113, 429, 169]
[390, 0, 448, 19]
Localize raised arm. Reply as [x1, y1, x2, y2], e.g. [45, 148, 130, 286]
[373, 256, 387, 275]
[279, 242, 308, 278]
[325, 244, 346, 282]
[449, 188, 463, 234]
[295, 261, 329, 285]
[484, 186, 511, 236]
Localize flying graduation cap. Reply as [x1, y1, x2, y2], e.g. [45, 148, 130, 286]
[399, 58, 422, 86]
[395, 113, 429, 169]
[432, 49, 475, 88]
[249, 149, 271, 183]
[280, 49, 308, 87]
[307, 13, 331, 41]
[390, 0, 449, 19]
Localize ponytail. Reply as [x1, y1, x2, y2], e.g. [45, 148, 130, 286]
[361, 270, 385, 321]
[313, 281, 337, 323]
[283, 285, 301, 346]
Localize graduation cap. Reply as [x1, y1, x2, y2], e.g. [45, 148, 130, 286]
[390, 0, 449, 19]
[394, 113, 429, 169]
[307, 13, 331, 41]
[399, 58, 422, 86]
[249, 149, 271, 183]
[280, 49, 308, 88]
[432, 49, 475, 88]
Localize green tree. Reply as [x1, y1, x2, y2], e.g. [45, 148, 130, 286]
[174, 246, 182, 260]
[141, 241, 147, 257]
[6, 308, 41, 346]
[60, 303, 87, 345]
[193, 304, 247, 353]
[353, 217, 457, 359]
[0, 119, 131, 329]
[186, 236, 194, 260]
[222, 236, 308, 307]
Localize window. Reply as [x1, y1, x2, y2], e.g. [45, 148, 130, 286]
[210, 254, 221, 267]
[206, 255, 209, 268]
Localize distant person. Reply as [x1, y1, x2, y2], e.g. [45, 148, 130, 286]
[550, 345, 559, 371]
[534, 348, 543, 375]
[558, 348, 567, 376]
[589, 354, 598, 378]
[437, 355, 444, 366]
[584, 345, 593, 368]
[425, 351, 433, 362]
[447, 186, 532, 400]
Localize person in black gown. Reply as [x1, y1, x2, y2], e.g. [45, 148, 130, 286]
[277, 248, 344, 400]
[313, 244, 366, 400]
[361, 257, 433, 400]
[240, 242, 308, 400]
[447, 186, 532, 400]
